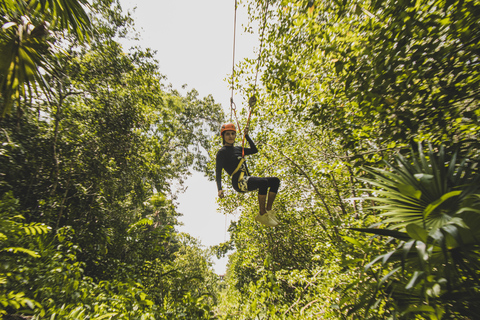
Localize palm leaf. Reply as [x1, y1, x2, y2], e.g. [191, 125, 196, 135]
[30, 0, 91, 40]
[350, 227, 410, 241]
[362, 145, 480, 231]
[0, 0, 91, 116]
[350, 143, 480, 315]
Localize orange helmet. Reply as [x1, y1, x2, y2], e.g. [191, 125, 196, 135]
[220, 123, 236, 135]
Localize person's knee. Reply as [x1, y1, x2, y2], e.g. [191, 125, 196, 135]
[258, 178, 269, 195]
[274, 177, 280, 187]
[269, 177, 280, 193]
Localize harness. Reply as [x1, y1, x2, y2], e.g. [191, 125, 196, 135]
[231, 157, 245, 176]
[231, 158, 249, 192]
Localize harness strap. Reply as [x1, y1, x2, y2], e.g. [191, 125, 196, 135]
[238, 171, 246, 192]
[231, 157, 245, 176]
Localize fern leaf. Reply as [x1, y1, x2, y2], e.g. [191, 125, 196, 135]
[4, 247, 40, 258]
[127, 218, 154, 233]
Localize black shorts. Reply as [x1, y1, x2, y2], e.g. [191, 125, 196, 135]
[233, 174, 280, 195]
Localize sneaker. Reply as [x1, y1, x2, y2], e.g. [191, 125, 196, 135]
[267, 209, 280, 224]
[255, 213, 278, 227]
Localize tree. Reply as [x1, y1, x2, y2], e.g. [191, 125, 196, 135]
[213, 0, 480, 318]
[0, 0, 223, 318]
[242, 0, 480, 155]
[0, 0, 92, 117]
[141, 233, 219, 319]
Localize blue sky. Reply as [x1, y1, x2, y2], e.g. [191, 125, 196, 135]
[118, 0, 258, 274]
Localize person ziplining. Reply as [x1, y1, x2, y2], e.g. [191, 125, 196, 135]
[215, 122, 281, 227]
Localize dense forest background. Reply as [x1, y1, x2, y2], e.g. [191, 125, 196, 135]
[1, 0, 479, 319]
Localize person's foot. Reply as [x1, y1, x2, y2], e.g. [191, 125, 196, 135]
[255, 213, 278, 227]
[267, 209, 280, 224]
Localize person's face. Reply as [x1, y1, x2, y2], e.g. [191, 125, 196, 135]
[223, 130, 236, 145]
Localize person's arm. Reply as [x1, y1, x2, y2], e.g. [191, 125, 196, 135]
[244, 134, 258, 155]
[215, 150, 224, 198]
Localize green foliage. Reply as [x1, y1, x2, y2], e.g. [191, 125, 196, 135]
[1, 0, 222, 318]
[242, 0, 480, 155]
[0, 192, 47, 316]
[0, 216, 218, 319]
[1, 0, 223, 280]
[9, 225, 162, 319]
[0, 0, 91, 116]
[347, 145, 480, 318]
[140, 234, 218, 319]
[215, 0, 480, 318]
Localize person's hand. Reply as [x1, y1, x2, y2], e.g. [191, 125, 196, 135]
[218, 190, 225, 198]
[244, 127, 249, 136]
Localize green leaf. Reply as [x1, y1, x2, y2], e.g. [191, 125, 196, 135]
[350, 228, 410, 241]
[456, 207, 480, 214]
[94, 313, 119, 320]
[447, 217, 468, 229]
[403, 305, 437, 318]
[379, 266, 401, 285]
[440, 225, 461, 248]
[342, 235, 364, 249]
[406, 271, 424, 289]
[398, 184, 422, 199]
[423, 191, 462, 219]
[415, 241, 428, 261]
[406, 224, 428, 243]
[426, 283, 442, 297]
[414, 173, 433, 182]
[364, 255, 384, 271]
[381, 250, 395, 264]
[402, 240, 416, 262]
[4, 247, 40, 258]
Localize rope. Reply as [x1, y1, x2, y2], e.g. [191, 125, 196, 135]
[224, 211, 228, 241]
[229, 0, 243, 150]
[241, 1, 269, 156]
[229, 0, 246, 156]
[229, 0, 269, 158]
[230, 0, 238, 122]
[253, 1, 269, 94]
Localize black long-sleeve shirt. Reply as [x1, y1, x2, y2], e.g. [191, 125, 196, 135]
[215, 135, 258, 192]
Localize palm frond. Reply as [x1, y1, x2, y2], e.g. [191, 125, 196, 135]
[349, 143, 480, 317]
[0, 0, 91, 116]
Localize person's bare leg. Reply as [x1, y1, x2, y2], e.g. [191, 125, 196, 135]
[258, 194, 267, 215]
[266, 192, 277, 211]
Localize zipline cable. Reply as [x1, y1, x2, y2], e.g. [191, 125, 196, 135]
[241, 1, 269, 157]
[229, 0, 269, 158]
[253, 0, 269, 94]
[230, 0, 238, 123]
